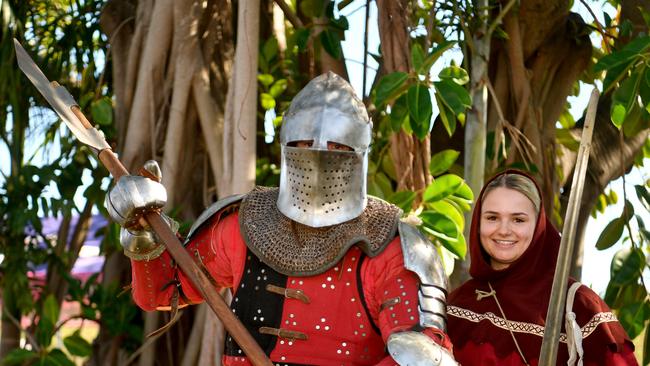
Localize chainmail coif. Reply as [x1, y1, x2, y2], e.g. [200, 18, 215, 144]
[239, 186, 402, 277]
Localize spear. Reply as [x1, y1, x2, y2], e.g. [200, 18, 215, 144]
[538, 88, 600, 365]
[13, 39, 273, 366]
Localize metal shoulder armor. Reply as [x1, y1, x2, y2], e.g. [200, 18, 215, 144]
[184, 194, 245, 244]
[398, 221, 448, 332]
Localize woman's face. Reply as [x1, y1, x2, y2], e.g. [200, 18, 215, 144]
[480, 187, 537, 270]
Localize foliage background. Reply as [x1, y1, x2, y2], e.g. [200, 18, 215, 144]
[0, 0, 648, 364]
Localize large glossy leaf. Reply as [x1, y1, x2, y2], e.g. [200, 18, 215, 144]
[595, 217, 625, 250]
[423, 174, 463, 202]
[319, 29, 342, 59]
[411, 43, 425, 75]
[420, 41, 455, 73]
[387, 191, 417, 212]
[438, 233, 467, 259]
[389, 94, 409, 132]
[435, 93, 457, 136]
[419, 211, 459, 241]
[407, 83, 433, 139]
[438, 65, 469, 85]
[635, 184, 650, 210]
[452, 181, 474, 202]
[429, 149, 460, 176]
[64, 332, 92, 357]
[617, 301, 650, 339]
[428, 200, 464, 231]
[434, 79, 471, 115]
[594, 36, 650, 72]
[611, 71, 642, 128]
[610, 247, 645, 286]
[2, 349, 37, 366]
[43, 349, 75, 366]
[375, 72, 408, 107]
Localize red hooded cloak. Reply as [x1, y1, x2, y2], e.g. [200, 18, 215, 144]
[447, 170, 637, 365]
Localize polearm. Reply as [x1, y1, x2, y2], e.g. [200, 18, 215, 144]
[538, 88, 600, 365]
[13, 39, 273, 366]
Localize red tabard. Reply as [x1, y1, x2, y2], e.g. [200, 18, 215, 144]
[130, 211, 425, 365]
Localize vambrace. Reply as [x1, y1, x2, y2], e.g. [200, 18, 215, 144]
[387, 331, 458, 366]
[398, 221, 448, 332]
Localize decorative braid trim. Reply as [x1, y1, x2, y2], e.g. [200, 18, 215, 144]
[447, 305, 618, 343]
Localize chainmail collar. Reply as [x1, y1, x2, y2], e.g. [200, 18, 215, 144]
[239, 186, 402, 277]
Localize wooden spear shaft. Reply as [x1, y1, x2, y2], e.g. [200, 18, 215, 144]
[538, 88, 600, 365]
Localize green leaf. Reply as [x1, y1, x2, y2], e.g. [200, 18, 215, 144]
[295, 28, 311, 51]
[423, 174, 463, 202]
[389, 94, 409, 132]
[595, 217, 625, 250]
[90, 97, 113, 126]
[43, 349, 75, 366]
[617, 301, 650, 339]
[375, 72, 409, 107]
[319, 29, 342, 59]
[407, 83, 433, 139]
[611, 104, 627, 128]
[387, 191, 417, 212]
[452, 181, 474, 202]
[438, 65, 469, 85]
[420, 41, 455, 73]
[419, 211, 459, 241]
[635, 184, 650, 211]
[300, 0, 325, 18]
[434, 79, 471, 115]
[594, 36, 650, 72]
[429, 149, 460, 176]
[439, 233, 467, 259]
[610, 248, 645, 286]
[2, 349, 37, 365]
[435, 94, 457, 136]
[269, 79, 288, 98]
[260, 93, 276, 110]
[257, 74, 274, 88]
[42, 294, 60, 326]
[556, 128, 580, 151]
[428, 200, 465, 232]
[411, 43, 425, 75]
[64, 332, 92, 357]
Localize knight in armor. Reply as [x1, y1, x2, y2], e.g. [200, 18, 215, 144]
[106, 72, 456, 365]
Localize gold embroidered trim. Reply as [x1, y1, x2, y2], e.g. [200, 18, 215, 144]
[447, 305, 618, 343]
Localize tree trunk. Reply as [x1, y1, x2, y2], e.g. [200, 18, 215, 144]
[451, 0, 491, 290]
[376, 0, 432, 198]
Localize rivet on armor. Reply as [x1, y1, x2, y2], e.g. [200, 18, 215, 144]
[316, 325, 321, 330]
[325, 326, 330, 330]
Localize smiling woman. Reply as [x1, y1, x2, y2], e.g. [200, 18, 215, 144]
[479, 175, 539, 271]
[446, 170, 637, 366]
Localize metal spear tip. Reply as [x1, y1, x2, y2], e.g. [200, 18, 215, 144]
[13, 38, 110, 151]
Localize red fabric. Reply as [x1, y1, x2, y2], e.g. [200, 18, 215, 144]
[130, 209, 447, 365]
[447, 170, 637, 365]
[453, 340, 638, 366]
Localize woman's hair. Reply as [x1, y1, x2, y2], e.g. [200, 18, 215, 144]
[482, 173, 541, 215]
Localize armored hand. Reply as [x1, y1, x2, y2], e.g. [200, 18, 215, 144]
[105, 160, 176, 260]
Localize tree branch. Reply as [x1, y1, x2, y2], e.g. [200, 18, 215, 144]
[273, 0, 303, 28]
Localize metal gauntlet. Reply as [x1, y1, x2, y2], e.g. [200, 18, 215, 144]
[120, 214, 178, 261]
[105, 160, 167, 228]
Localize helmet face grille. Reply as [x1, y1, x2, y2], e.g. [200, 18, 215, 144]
[278, 146, 367, 227]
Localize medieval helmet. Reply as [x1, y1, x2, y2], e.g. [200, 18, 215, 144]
[277, 72, 372, 227]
